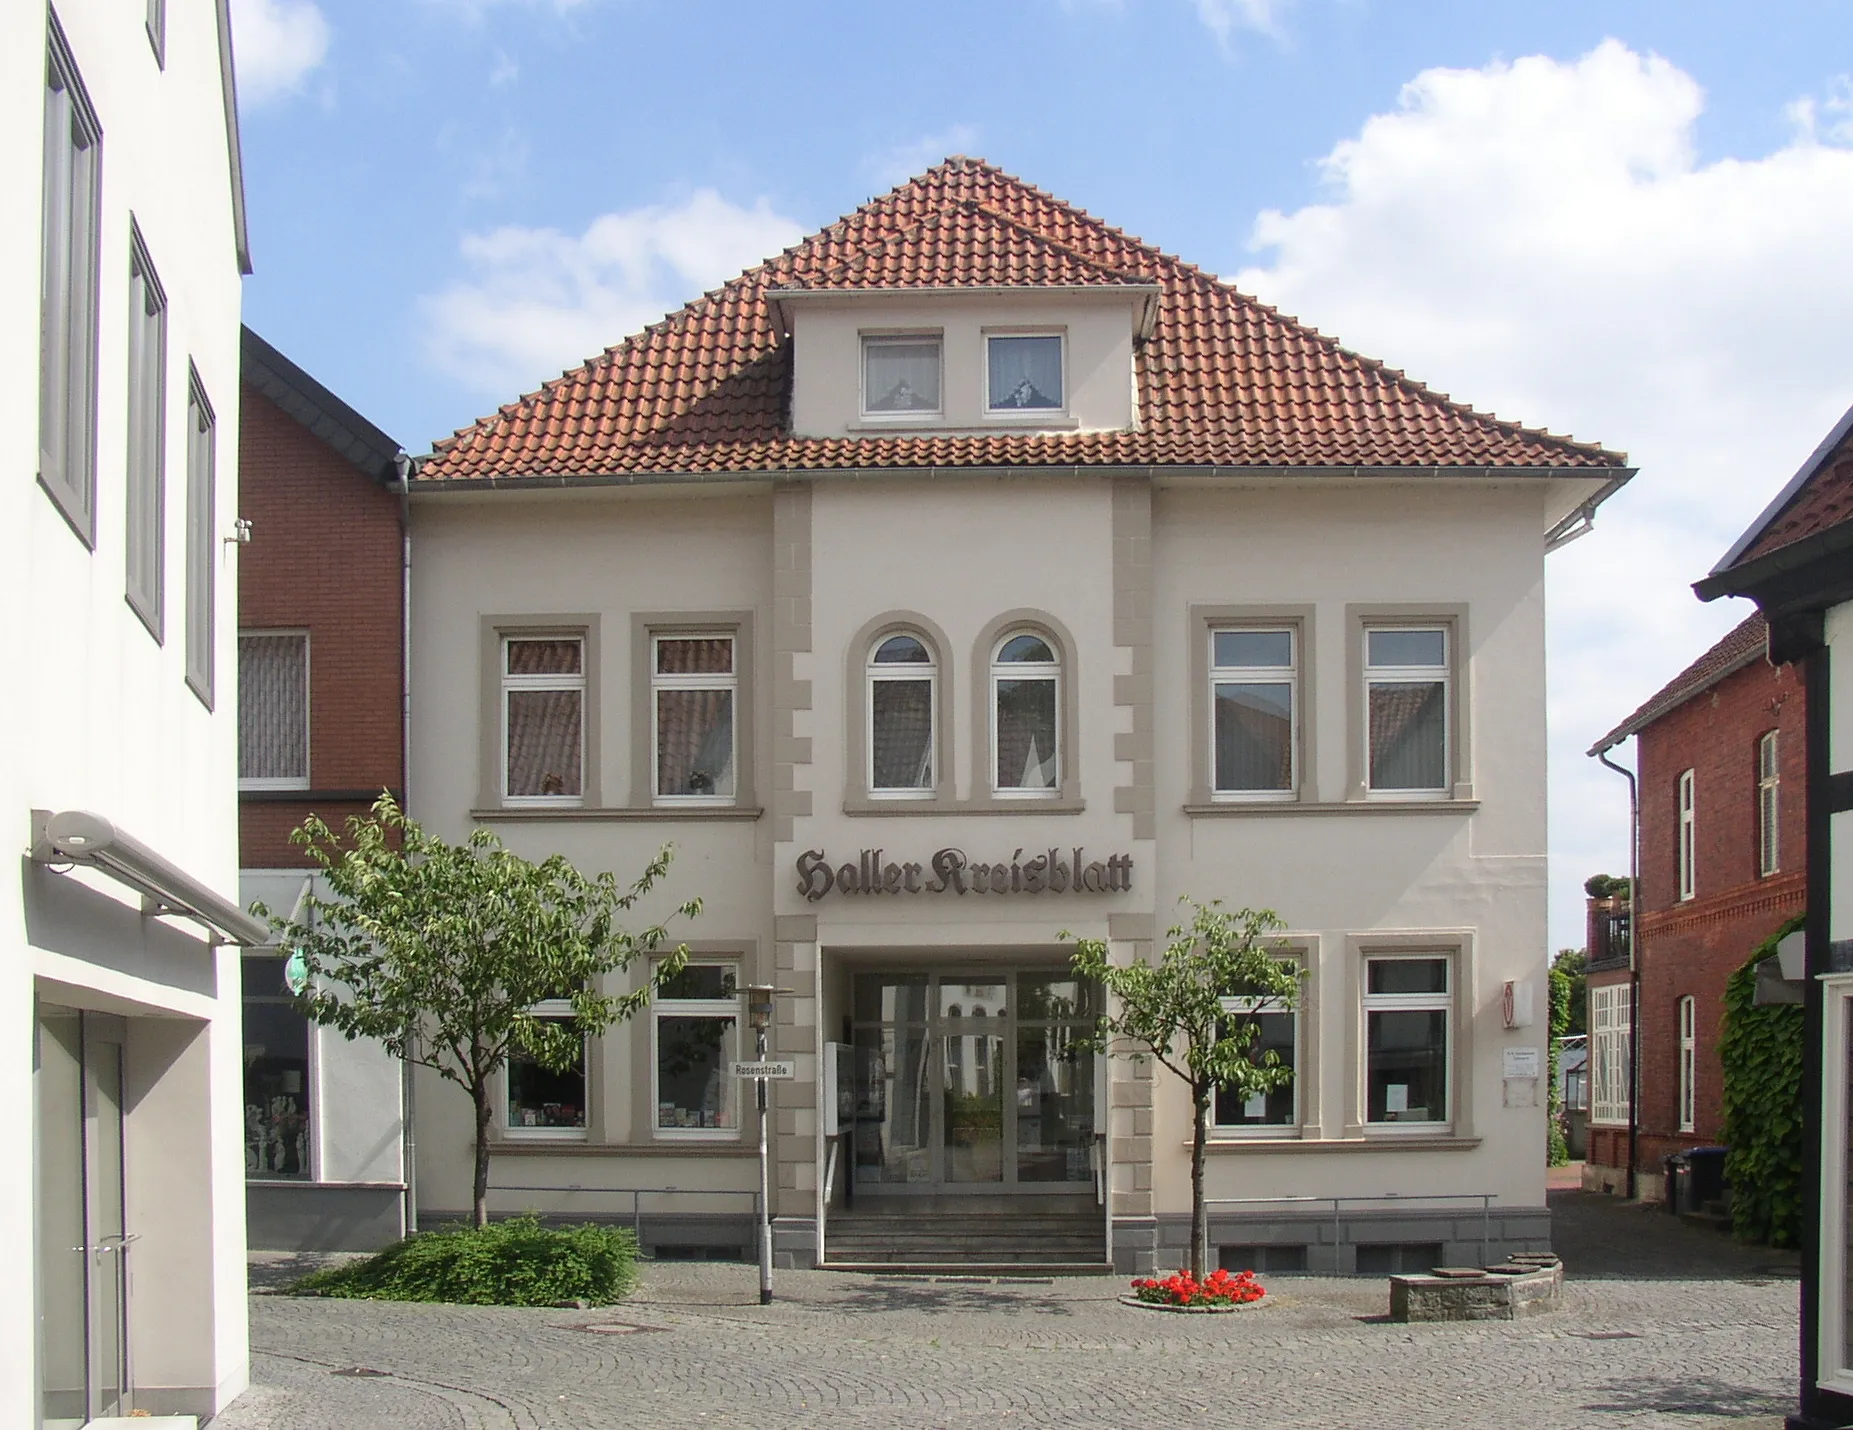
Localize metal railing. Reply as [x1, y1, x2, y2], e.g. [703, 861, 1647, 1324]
[483, 1182, 759, 1249]
[1201, 1190, 1497, 1269]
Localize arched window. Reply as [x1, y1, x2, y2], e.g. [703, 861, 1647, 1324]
[991, 631, 1059, 794]
[868, 632, 935, 794]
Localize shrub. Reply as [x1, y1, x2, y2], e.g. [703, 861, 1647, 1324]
[295, 1216, 639, 1306]
[1720, 916, 1806, 1247]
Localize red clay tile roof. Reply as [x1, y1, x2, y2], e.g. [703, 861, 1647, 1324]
[1737, 432, 1853, 565]
[419, 157, 1627, 483]
[1587, 612, 1770, 755]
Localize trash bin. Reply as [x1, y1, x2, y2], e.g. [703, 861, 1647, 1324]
[1686, 1147, 1728, 1212]
[1663, 1152, 1689, 1214]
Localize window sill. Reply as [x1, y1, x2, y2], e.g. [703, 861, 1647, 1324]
[471, 806, 764, 823]
[1199, 1135, 1482, 1154]
[1184, 799, 1479, 817]
[488, 1139, 756, 1157]
[845, 796, 1086, 816]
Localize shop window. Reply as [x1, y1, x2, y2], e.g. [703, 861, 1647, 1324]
[1364, 627, 1448, 794]
[992, 630, 1060, 795]
[1210, 627, 1297, 798]
[654, 963, 740, 1136]
[1677, 768, 1696, 900]
[1758, 731, 1780, 877]
[862, 334, 941, 415]
[243, 954, 312, 1179]
[506, 999, 586, 1136]
[239, 632, 309, 789]
[1363, 955, 1450, 1128]
[503, 635, 584, 804]
[986, 333, 1063, 412]
[653, 633, 735, 803]
[1213, 973, 1299, 1133]
[1678, 995, 1696, 1133]
[868, 631, 935, 795]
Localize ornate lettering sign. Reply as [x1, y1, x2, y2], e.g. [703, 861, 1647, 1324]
[794, 847, 1132, 902]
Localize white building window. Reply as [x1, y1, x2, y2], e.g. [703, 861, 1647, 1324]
[1677, 768, 1696, 901]
[506, 999, 586, 1136]
[1213, 969, 1298, 1133]
[1678, 995, 1697, 1133]
[239, 632, 309, 789]
[39, 18, 102, 545]
[503, 636, 584, 804]
[654, 964, 739, 1137]
[1589, 983, 1632, 1127]
[125, 226, 166, 639]
[1758, 732, 1780, 877]
[992, 630, 1059, 794]
[1363, 955, 1450, 1127]
[243, 954, 313, 1178]
[1364, 627, 1449, 794]
[986, 333, 1063, 412]
[184, 371, 215, 707]
[1211, 628, 1296, 798]
[862, 335, 941, 415]
[653, 634, 735, 803]
[868, 632, 934, 795]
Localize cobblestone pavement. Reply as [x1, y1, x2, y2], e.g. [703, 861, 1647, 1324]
[216, 1193, 1800, 1430]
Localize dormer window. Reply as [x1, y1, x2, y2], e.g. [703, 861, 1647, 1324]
[862, 334, 941, 416]
[986, 333, 1064, 414]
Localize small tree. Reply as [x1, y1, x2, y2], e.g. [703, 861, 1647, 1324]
[1064, 899, 1298, 1279]
[262, 795, 700, 1227]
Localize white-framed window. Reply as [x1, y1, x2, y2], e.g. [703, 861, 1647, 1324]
[1363, 955, 1450, 1128]
[991, 629, 1059, 795]
[1213, 965, 1299, 1134]
[239, 631, 310, 790]
[1814, 980, 1853, 1395]
[1677, 768, 1696, 901]
[985, 332, 1064, 413]
[1677, 994, 1697, 1133]
[39, 16, 102, 545]
[502, 635, 584, 804]
[505, 999, 586, 1137]
[242, 952, 315, 1179]
[1364, 626, 1449, 795]
[1210, 627, 1296, 799]
[653, 963, 740, 1137]
[184, 369, 215, 707]
[653, 633, 736, 803]
[1589, 982, 1632, 1127]
[861, 334, 941, 416]
[125, 224, 166, 639]
[868, 631, 935, 796]
[1759, 732, 1780, 877]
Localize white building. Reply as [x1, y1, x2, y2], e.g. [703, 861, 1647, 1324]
[404, 159, 1629, 1272]
[2, 1, 254, 1424]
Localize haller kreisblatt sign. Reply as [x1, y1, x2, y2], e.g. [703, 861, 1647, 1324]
[794, 846, 1132, 901]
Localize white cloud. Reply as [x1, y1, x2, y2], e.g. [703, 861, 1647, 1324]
[1193, 0, 1293, 43]
[230, 0, 330, 106]
[1787, 73, 1853, 145]
[867, 125, 981, 191]
[1231, 40, 1853, 950]
[420, 189, 807, 397]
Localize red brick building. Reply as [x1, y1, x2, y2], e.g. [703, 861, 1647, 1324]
[1584, 611, 1807, 1198]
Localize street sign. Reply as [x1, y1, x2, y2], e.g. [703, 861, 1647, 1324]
[732, 1059, 796, 1080]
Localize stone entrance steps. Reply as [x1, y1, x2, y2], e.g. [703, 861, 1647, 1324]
[823, 1210, 1107, 1273]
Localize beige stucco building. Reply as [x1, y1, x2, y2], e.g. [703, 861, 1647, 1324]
[404, 159, 1630, 1273]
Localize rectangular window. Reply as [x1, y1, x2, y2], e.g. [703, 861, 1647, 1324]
[1678, 995, 1696, 1133]
[40, 19, 102, 544]
[986, 332, 1064, 412]
[653, 963, 740, 1137]
[1363, 956, 1449, 1127]
[1211, 628, 1296, 798]
[502, 636, 584, 803]
[239, 632, 309, 789]
[506, 1000, 586, 1136]
[653, 634, 735, 802]
[862, 335, 941, 415]
[1213, 970, 1299, 1133]
[1677, 768, 1696, 901]
[184, 371, 215, 707]
[1364, 627, 1448, 794]
[126, 227, 167, 638]
[1758, 732, 1780, 877]
[243, 954, 313, 1179]
[1589, 983, 1632, 1127]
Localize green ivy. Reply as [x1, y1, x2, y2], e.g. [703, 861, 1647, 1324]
[1720, 915, 1806, 1247]
[1547, 965, 1572, 1166]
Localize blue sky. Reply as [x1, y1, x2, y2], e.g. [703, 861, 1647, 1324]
[231, 0, 1853, 951]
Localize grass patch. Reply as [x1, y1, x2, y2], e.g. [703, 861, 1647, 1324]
[295, 1216, 638, 1306]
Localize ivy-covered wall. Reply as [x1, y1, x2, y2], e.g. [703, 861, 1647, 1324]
[1548, 962, 1572, 1166]
[1720, 915, 1806, 1247]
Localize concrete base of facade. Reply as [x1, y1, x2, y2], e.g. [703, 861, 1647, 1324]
[416, 1207, 758, 1262]
[1134, 1205, 1552, 1276]
[247, 1181, 407, 1252]
[774, 1215, 819, 1269]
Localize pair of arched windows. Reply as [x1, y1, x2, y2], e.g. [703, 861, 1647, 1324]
[864, 627, 1062, 797]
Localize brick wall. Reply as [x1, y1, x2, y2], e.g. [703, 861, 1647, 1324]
[238, 385, 403, 868]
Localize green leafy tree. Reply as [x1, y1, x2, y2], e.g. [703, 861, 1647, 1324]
[261, 795, 700, 1227]
[1552, 948, 1588, 1039]
[1721, 915, 1806, 1246]
[1547, 961, 1573, 1166]
[1064, 899, 1298, 1279]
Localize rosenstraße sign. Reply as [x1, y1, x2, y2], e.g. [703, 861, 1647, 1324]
[795, 846, 1132, 901]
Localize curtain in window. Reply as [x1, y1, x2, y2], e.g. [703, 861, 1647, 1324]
[656, 637, 730, 675]
[1214, 683, 1291, 791]
[657, 689, 734, 796]
[239, 635, 307, 781]
[865, 341, 940, 412]
[872, 679, 933, 789]
[507, 689, 582, 796]
[1368, 681, 1445, 790]
[987, 336, 1062, 410]
[996, 677, 1057, 788]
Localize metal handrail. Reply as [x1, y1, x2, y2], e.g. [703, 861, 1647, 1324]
[1202, 1191, 1497, 1268]
[483, 1182, 760, 1248]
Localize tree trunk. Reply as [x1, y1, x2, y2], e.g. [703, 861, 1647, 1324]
[1190, 1085, 1210, 1279]
[471, 1081, 492, 1229]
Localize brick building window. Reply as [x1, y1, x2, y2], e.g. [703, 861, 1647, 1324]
[1676, 769, 1696, 901]
[1677, 995, 1696, 1133]
[239, 632, 309, 789]
[1758, 731, 1780, 877]
[1589, 983, 1632, 1127]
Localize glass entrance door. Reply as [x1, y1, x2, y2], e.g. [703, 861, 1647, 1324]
[852, 970, 1093, 1192]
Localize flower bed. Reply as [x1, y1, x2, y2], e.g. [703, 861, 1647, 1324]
[1125, 1268, 1265, 1311]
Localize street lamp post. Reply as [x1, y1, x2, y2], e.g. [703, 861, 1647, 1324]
[744, 983, 777, 1305]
